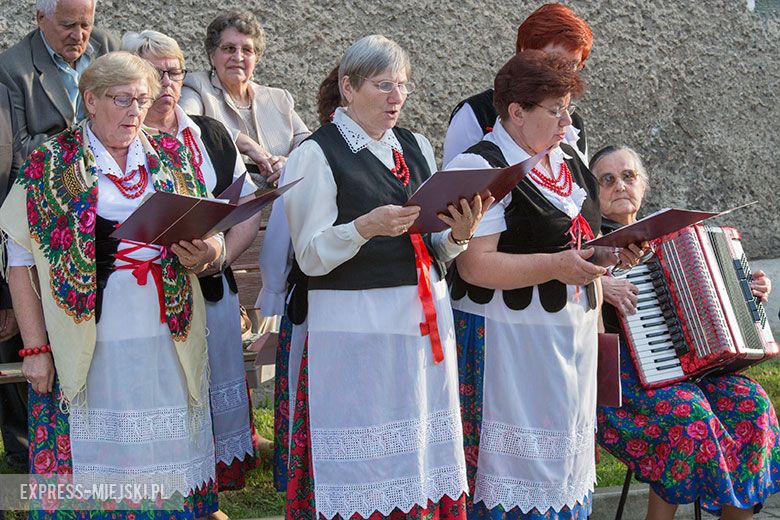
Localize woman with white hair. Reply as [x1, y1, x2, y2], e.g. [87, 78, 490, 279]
[122, 29, 262, 496]
[281, 34, 491, 520]
[594, 146, 780, 520]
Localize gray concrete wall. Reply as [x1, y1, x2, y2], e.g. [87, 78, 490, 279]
[1, 1, 778, 257]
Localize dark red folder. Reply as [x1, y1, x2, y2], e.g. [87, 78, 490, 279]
[597, 332, 622, 408]
[111, 176, 300, 246]
[404, 150, 546, 234]
[586, 208, 721, 248]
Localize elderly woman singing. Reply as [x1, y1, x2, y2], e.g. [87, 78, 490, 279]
[448, 50, 606, 520]
[282, 35, 490, 520]
[0, 52, 221, 519]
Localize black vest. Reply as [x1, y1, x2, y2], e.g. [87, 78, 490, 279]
[450, 88, 588, 159]
[190, 115, 240, 302]
[449, 140, 601, 312]
[306, 123, 441, 291]
[95, 215, 120, 323]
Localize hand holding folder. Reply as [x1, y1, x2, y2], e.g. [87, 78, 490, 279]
[111, 173, 301, 246]
[404, 150, 547, 234]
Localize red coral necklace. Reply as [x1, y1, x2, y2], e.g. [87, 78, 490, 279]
[102, 164, 149, 199]
[528, 161, 573, 197]
[390, 148, 410, 186]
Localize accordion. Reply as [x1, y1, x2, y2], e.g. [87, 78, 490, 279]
[614, 224, 777, 389]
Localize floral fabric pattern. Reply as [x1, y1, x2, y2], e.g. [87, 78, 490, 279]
[27, 382, 218, 520]
[273, 314, 293, 491]
[597, 341, 780, 514]
[454, 310, 592, 520]
[19, 126, 206, 340]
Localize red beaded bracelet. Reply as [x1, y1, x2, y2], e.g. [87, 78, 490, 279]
[18, 344, 52, 357]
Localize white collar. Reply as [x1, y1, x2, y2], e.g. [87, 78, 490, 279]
[86, 123, 146, 177]
[333, 107, 402, 154]
[175, 104, 200, 140]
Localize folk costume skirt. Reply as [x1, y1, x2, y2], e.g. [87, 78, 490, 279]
[597, 340, 780, 514]
[286, 273, 468, 520]
[28, 267, 217, 519]
[204, 276, 259, 490]
[452, 284, 598, 520]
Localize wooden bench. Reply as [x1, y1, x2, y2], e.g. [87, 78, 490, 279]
[0, 362, 25, 385]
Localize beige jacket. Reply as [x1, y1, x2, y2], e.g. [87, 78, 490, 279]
[180, 70, 310, 157]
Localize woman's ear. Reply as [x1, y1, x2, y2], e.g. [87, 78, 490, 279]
[507, 102, 525, 126]
[340, 75, 354, 105]
[83, 90, 97, 119]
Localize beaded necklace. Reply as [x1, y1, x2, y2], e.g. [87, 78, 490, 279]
[390, 148, 410, 186]
[528, 161, 573, 197]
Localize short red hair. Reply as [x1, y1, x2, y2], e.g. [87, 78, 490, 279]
[515, 3, 593, 64]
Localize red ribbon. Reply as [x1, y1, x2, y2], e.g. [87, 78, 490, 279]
[568, 213, 595, 301]
[113, 241, 166, 323]
[409, 233, 444, 364]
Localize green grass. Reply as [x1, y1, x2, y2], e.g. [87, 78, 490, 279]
[3, 361, 780, 518]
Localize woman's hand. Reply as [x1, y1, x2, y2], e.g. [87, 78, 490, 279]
[438, 194, 495, 243]
[553, 248, 608, 286]
[355, 205, 421, 239]
[750, 270, 772, 303]
[266, 155, 287, 184]
[172, 238, 219, 274]
[602, 276, 639, 315]
[23, 352, 55, 394]
[616, 242, 648, 269]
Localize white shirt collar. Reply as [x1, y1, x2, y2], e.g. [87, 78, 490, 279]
[86, 123, 146, 177]
[174, 104, 200, 140]
[333, 107, 402, 154]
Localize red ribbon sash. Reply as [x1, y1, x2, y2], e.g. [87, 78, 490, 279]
[409, 233, 444, 364]
[113, 240, 166, 323]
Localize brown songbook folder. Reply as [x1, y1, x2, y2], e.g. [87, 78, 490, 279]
[585, 203, 756, 249]
[404, 150, 547, 234]
[597, 332, 622, 408]
[111, 175, 301, 246]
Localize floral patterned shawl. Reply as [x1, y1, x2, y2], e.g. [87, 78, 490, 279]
[0, 120, 211, 406]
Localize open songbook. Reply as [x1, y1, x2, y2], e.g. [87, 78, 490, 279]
[111, 173, 300, 246]
[586, 203, 755, 249]
[404, 150, 547, 234]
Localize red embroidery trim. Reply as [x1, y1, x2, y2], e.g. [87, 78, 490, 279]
[409, 233, 444, 364]
[390, 148, 410, 186]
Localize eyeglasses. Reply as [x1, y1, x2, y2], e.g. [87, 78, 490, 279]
[361, 78, 416, 95]
[219, 44, 256, 56]
[156, 68, 187, 81]
[532, 102, 577, 119]
[598, 169, 639, 188]
[105, 94, 154, 109]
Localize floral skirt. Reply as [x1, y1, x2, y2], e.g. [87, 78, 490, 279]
[597, 340, 780, 514]
[285, 342, 467, 520]
[454, 309, 592, 520]
[273, 314, 293, 491]
[28, 382, 218, 520]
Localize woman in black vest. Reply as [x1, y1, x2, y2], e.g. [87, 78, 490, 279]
[282, 35, 488, 520]
[124, 31, 263, 499]
[448, 51, 608, 520]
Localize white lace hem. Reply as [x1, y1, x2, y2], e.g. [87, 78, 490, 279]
[209, 376, 249, 415]
[315, 463, 467, 519]
[70, 406, 209, 443]
[215, 427, 255, 465]
[473, 465, 595, 513]
[480, 421, 594, 460]
[73, 453, 216, 497]
[312, 408, 462, 462]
